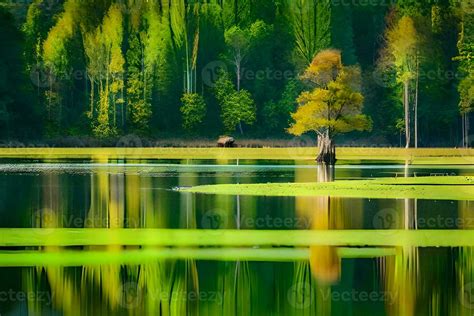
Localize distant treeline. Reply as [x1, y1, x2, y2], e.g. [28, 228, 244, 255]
[0, 0, 472, 146]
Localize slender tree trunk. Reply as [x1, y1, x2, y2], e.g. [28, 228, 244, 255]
[467, 113, 470, 148]
[236, 57, 241, 92]
[414, 57, 419, 148]
[106, 67, 110, 131]
[404, 80, 411, 148]
[238, 121, 243, 135]
[113, 94, 116, 128]
[465, 112, 470, 148]
[121, 85, 124, 129]
[185, 36, 190, 93]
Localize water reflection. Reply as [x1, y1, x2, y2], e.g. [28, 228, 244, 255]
[0, 159, 472, 315]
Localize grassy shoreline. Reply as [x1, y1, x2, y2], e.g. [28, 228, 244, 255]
[0, 147, 472, 164]
[184, 176, 474, 200]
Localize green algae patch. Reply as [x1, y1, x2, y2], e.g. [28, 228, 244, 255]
[183, 176, 474, 200]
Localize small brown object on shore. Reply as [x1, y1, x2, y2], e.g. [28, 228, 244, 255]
[217, 136, 235, 148]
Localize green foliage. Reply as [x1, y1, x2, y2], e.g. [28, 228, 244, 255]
[458, 74, 474, 114]
[126, 33, 151, 134]
[225, 26, 249, 53]
[262, 80, 301, 132]
[0, 0, 467, 145]
[331, 4, 357, 65]
[0, 7, 39, 138]
[42, 9, 74, 73]
[89, 3, 124, 138]
[221, 90, 256, 134]
[286, 0, 332, 66]
[455, 0, 474, 114]
[224, 20, 271, 90]
[377, 15, 420, 147]
[180, 93, 207, 132]
[215, 71, 256, 134]
[214, 70, 235, 102]
[380, 16, 419, 84]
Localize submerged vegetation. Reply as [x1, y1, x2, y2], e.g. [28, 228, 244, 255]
[184, 176, 474, 200]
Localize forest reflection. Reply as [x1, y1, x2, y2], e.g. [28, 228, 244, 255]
[15, 161, 473, 314]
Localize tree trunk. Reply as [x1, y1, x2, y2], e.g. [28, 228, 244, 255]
[467, 113, 470, 148]
[404, 81, 411, 148]
[316, 134, 336, 166]
[236, 59, 241, 92]
[414, 57, 419, 148]
[462, 112, 466, 147]
[463, 112, 470, 148]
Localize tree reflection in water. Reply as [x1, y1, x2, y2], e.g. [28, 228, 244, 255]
[15, 159, 473, 315]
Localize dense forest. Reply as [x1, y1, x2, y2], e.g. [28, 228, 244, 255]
[0, 0, 472, 147]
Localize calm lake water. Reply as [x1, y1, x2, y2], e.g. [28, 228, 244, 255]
[0, 159, 473, 315]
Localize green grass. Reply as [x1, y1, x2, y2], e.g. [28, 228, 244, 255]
[184, 176, 474, 200]
[0, 147, 472, 164]
[2, 228, 474, 247]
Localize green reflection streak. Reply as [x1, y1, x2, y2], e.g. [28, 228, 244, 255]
[2, 229, 474, 247]
[0, 248, 396, 267]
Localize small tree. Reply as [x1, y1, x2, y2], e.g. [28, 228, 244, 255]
[378, 15, 419, 148]
[455, 0, 473, 148]
[214, 71, 256, 134]
[458, 74, 473, 147]
[288, 50, 372, 165]
[224, 20, 271, 91]
[180, 92, 206, 132]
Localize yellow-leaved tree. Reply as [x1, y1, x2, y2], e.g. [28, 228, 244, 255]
[378, 15, 419, 148]
[288, 49, 372, 165]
